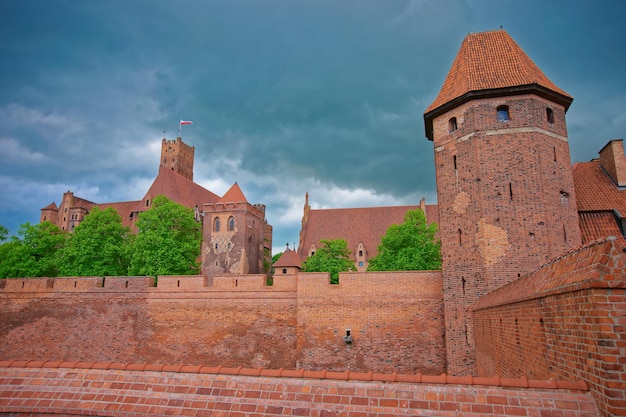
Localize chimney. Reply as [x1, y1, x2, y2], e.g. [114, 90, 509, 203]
[599, 139, 626, 187]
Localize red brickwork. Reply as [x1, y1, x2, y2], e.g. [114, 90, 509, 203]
[432, 94, 581, 376]
[0, 272, 445, 375]
[0, 362, 598, 416]
[474, 237, 626, 417]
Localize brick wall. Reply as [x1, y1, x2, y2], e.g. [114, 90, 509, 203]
[0, 361, 598, 416]
[431, 94, 582, 376]
[474, 237, 626, 417]
[0, 271, 445, 375]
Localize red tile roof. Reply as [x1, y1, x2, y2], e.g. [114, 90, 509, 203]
[145, 166, 220, 209]
[578, 211, 625, 245]
[273, 248, 302, 268]
[218, 182, 248, 203]
[426, 30, 571, 114]
[573, 158, 626, 244]
[298, 205, 439, 260]
[424, 30, 572, 140]
[573, 159, 626, 214]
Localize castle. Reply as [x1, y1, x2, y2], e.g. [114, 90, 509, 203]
[2, 29, 624, 416]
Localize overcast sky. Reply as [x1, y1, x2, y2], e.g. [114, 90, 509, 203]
[1, 0, 625, 254]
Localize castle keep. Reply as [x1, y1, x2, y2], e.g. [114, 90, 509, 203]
[4, 29, 625, 416]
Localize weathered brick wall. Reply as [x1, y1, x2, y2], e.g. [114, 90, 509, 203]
[0, 271, 445, 375]
[474, 237, 626, 417]
[431, 94, 582, 376]
[295, 271, 445, 374]
[0, 361, 598, 416]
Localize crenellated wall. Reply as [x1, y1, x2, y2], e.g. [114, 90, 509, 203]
[0, 271, 445, 375]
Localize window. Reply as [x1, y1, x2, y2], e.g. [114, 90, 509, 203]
[282, 268, 287, 274]
[214, 218, 220, 232]
[497, 105, 509, 121]
[358, 261, 364, 267]
[358, 250, 363, 257]
[228, 216, 235, 231]
[449, 117, 457, 132]
[546, 108, 554, 124]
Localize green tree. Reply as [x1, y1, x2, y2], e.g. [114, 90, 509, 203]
[128, 195, 202, 276]
[301, 239, 356, 284]
[367, 209, 441, 271]
[0, 222, 66, 278]
[272, 251, 283, 265]
[0, 225, 8, 242]
[58, 207, 131, 276]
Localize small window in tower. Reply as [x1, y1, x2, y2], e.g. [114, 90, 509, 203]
[214, 218, 220, 232]
[497, 105, 509, 121]
[449, 117, 457, 132]
[282, 268, 287, 274]
[146, 199, 150, 207]
[546, 108, 555, 124]
[358, 250, 363, 257]
[228, 216, 235, 231]
[358, 261, 364, 267]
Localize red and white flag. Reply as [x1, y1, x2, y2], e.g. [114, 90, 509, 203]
[180, 120, 193, 125]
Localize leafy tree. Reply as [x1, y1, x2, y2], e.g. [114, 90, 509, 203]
[0, 225, 8, 242]
[367, 209, 441, 271]
[128, 195, 202, 276]
[0, 222, 66, 278]
[272, 252, 283, 265]
[301, 239, 356, 284]
[58, 207, 131, 276]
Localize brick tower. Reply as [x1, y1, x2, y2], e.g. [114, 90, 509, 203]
[201, 183, 273, 277]
[161, 136, 194, 180]
[423, 30, 582, 375]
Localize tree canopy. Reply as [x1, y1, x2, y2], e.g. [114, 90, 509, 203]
[301, 238, 356, 284]
[367, 209, 441, 271]
[128, 195, 202, 276]
[58, 207, 132, 276]
[0, 222, 66, 278]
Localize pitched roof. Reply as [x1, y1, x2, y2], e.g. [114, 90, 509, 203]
[145, 166, 220, 209]
[298, 205, 439, 260]
[578, 211, 626, 246]
[573, 159, 626, 244]
[273, 248, 302, 268]
[424, 30, 572, 139]
[40, 202, 58, 211]
[573, 160, 626, 215]
[218, 182, 247, 204]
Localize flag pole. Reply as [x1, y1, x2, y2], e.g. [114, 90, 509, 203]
[178, 120, 182, 138]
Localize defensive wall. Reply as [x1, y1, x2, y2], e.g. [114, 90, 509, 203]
[473, 237, 626, 417]
[0, 361, 598, 416]
[0, 271, 444, 375]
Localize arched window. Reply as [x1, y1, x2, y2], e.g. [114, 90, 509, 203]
[449, 117, 458, 132]
[228, 216, 235, 231]
[546, 108, 555, 124]
[214, 218, 220, 232]
[497, 105, 509, 121]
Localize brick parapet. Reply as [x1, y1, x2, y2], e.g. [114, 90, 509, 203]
[474, 237, 626, 311]
[0, 362, 598, 416]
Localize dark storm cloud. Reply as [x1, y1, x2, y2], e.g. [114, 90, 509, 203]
[1, 0, 626, 253]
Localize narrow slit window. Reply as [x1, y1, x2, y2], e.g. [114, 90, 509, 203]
[458, 229, 462, 246]
[509, 183, 513, 200]
[546, 108, 555, 124]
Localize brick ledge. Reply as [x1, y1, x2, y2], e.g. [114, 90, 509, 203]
[0, 359, 588, 391]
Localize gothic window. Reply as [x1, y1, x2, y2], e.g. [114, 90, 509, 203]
[546, 108, 555, 124]
[497, 105, 509, 121]
[228, 216, 235, 231]
[449, 117, 457, 132]
[214, 218, 220, 232]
